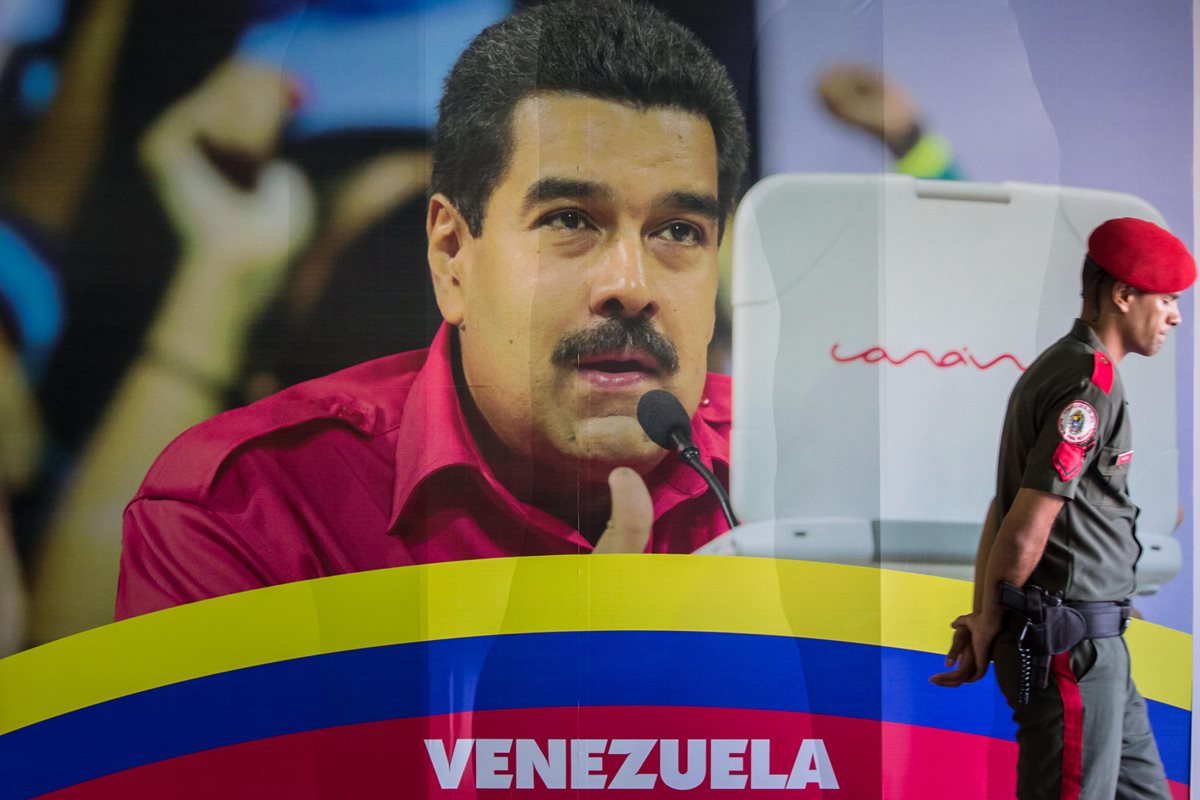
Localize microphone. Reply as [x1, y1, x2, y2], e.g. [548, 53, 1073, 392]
[636, 390, 739, 528]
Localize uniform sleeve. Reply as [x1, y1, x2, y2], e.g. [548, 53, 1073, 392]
[1020, 381, 1111, 500]
[116, 497, 281, 620]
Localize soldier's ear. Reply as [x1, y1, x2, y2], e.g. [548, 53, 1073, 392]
[427, 193, 472, 326]
[1111, 280, 1137, 314]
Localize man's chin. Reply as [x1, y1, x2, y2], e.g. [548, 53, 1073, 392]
[1138, 338, 1164, 357]
[569, 417, 666, 477]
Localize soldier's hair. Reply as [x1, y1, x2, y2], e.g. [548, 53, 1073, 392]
[1081, 255, 1118, 319]
[432, 0, 749, 238]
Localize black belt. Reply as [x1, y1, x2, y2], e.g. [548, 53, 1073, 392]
[997, 582, 1130, 703]
[999, 583, 1130, 639]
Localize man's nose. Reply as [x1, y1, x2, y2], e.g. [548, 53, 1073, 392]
[588, 235, 658, 320]
[1167, 304, 1182, 326]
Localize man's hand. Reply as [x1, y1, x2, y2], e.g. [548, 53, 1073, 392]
[929, 611, 1000, 687]
[139, 58, 314, 286]
[816, 64, 919, 156]
[593, 467, 653, 554]
[138, 58, 316, 388]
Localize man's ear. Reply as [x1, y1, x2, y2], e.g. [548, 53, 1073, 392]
[1111, 280, 1137, 313]
[427, 193, 471, 326]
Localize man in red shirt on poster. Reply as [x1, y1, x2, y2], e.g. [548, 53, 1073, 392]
[116, 0, 749, 618]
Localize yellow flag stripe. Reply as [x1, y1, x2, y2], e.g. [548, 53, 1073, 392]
[0, 556, 1188, 735]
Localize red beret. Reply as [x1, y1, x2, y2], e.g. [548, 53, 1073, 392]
[1087, 217, 1196, 293]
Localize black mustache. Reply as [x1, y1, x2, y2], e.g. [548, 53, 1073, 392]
[551, 318, 680, 374]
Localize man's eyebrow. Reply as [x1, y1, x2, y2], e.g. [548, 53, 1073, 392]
[656, 190, 721, 222]
[522, 178, 613, 212]
[522, 181, 722, 223]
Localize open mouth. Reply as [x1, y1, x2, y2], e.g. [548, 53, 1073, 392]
[574, 350, 660, 387]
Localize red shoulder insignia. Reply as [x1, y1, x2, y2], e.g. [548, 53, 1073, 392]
[139, 398, 361, 504]
[1090, 351, 1113, 394]
[1053, 441, 1086, 482]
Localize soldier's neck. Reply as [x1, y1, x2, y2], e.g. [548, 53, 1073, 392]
[1080, 316, 1127, 364]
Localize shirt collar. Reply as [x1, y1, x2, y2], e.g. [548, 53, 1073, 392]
[387, 323, 732, 534]
[388, 323, 483, 529]
[1069, 317, 1114, 360]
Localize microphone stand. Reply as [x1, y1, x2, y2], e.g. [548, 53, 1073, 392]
[667, 429, 740, 529]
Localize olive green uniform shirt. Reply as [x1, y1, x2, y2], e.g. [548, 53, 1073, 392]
[994, 319, 1138, 601]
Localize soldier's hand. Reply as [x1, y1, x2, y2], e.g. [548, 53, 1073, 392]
[593, 467, 653, 554]
[929, 613, 994, 687]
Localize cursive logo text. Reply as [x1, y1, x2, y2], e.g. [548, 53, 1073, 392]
[830, 343, 1027, 371]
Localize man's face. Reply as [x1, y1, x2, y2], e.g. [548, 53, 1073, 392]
[432, 93, 721, 478]
[1121, 289, 1182, 357]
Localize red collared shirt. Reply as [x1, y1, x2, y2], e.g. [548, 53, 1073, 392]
[117, 325, 732, 619]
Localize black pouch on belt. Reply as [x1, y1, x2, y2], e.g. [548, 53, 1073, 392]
[999, 582, 1089, 701]
[1019, 605, 1088, 656]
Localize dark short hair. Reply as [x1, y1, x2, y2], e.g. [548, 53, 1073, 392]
[1081, 254, 1118, 317]
[432, 0, 749, 238]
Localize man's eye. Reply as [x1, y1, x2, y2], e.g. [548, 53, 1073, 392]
[657, 221, 703, 245]
[542, 210, 588, 231]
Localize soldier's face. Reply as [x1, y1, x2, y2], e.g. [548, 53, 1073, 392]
[1122, 290, 1182, 356]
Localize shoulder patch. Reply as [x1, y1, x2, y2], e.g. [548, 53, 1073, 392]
[1057, 400, 1097, 445]
[1090, 351, 1114, 394]
[1053, 441, 1086, 482]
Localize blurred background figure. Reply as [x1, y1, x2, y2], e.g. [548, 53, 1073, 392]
[0, 327, 42, 655]
[0, 0, 127, 653]
[21, 0, 505, 643]
[817, 63, 962, 180]
[27, 56, 318, 641]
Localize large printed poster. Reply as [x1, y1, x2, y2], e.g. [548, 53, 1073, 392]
[0, 1, 1192, 796]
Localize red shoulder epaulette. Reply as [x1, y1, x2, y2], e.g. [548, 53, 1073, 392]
[137, 397, 376, 505]
[1090, 351, 1113, 395]
[134, 351, 424, 504]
